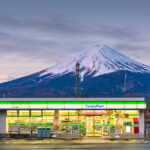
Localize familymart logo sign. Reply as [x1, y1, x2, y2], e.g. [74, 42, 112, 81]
[85, 104, 105, 109]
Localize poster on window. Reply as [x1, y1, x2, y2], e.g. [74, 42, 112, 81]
[72, 125, 78, 134]
[9, 126, 18, 132]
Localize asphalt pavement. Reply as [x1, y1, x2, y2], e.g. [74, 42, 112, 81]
[0, 138, 150, 150]
[0, 142, 150, 150]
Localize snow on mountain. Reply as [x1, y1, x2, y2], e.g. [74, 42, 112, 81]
[40, 44, 150, 81]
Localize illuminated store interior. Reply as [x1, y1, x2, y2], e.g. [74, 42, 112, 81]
[6, 110, 140, 136]
[0, 98, 146, 138]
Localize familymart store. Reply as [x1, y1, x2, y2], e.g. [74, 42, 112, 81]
[0, 98, 146, 138]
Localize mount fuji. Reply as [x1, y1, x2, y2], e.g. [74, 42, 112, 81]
[40, 45, 150, 80]
[1, 44, 150, 99]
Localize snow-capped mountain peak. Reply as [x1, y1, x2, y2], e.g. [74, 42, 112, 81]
[40, 44, 150, 81]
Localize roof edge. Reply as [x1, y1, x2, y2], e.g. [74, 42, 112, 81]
[0, 97, 145, 102]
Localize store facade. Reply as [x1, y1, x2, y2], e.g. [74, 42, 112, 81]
[0, 98, 146, 138]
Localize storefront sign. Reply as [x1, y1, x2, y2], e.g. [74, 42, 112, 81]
[82, 110, 108, 115]
[0, 101, 146, 110]
[85, 104, 104, 109]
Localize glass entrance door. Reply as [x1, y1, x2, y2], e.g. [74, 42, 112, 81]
[86, 116, 94, 136]
[94, 116, 102, 136]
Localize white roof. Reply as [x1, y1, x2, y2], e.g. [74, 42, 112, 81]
[0, 97, 145, 102]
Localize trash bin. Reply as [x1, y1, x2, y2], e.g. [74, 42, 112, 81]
[38, 128, 42, 138]
[45, 128, 50, 138]
[42, 128, 46, 137]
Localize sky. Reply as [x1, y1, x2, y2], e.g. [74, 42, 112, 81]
[0, 0, 150, 83]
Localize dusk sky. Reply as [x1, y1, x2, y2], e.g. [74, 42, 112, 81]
[0, 0, 150, 83]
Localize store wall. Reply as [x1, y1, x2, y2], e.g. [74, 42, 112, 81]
[54, 110, 59, 134]
[139, 110, 144, 136]
[0, 110, 6, 137]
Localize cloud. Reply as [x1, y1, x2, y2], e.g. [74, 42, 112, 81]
[114, 43, 150, 51]
[0, 15, 84, 35]
[113, 43, 150, 65]
[0, 15, 145, 42]
[94, 25, 145, 41]
[0, 14, 150, 82]
[0, 15, 147, 59]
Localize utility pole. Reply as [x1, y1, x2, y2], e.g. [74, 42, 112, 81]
[75, 61, 80, 97]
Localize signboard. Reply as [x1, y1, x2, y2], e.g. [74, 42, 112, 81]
[0, 101, 146, 110]
[82, 110, 108, 115]
[84, 104, 105, 109]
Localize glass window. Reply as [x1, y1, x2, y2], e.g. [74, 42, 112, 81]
[59, 110, 68, 116]
[6, 117, 18, 133]
[19, 110, 29, 117]
[59, 116, 69, 133]
[69, 116, 78, 134]
[124, 110, 139, 134]
[79, 110, 86, 116]
[6, 109, 141, 136]
[7, 110, 17, 117]
[43, 116, 54, 128]
[93, 111, 110, 137]
[109, 110, 140, 135]
[69, 110, 78, 116]
[78, 115, 86, 136]
[59, 110, 69, 133]
[31, 110, 41, 116]
[43, 110, 54, 116]
[31, 117, 42, 133]
[69, 116, 78, 125]
[18, 117, 30, 133]
[68, 110, 78, 134]
[110, 110, 124, 134]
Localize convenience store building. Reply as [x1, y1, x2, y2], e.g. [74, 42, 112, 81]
[0, 98, 146, 138]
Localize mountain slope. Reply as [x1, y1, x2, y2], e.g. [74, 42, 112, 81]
[40, 44, 150, 81]
[0, 44, 150, 99]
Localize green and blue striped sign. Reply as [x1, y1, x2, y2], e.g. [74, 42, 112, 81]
[0, 101, 146, 110]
